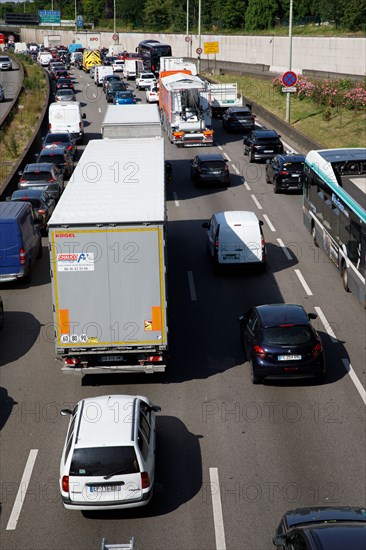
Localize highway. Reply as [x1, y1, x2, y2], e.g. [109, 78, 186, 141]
[0, 56, 22, 125]
[0, 65, 365, 550]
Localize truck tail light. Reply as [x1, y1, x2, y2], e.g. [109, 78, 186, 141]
[203, 129, 214, 137]
[253, 345, 266, 359]
[62, 475, 69, 493]
[141, 472, 150, 489]
[65, 357, 79, 366]
[20, 247, 26, 265]
[173, 131, 184, 138]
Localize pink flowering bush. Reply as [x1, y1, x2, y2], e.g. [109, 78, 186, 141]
[272, 75, 366, 110]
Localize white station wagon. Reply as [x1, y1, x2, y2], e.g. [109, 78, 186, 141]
[59, 394, 161, 510]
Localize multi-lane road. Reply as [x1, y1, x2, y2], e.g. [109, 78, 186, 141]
[0, 56, 22, 125]
[0, 65, 365, 550]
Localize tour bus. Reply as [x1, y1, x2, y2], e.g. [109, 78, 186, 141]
[136, 40, 172, 73]
[303, 148, 366, 306]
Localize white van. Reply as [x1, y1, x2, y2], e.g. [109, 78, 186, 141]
[202, 210, 266, 270]
[94, 65, 113, 86]
[48, 102, 86, 143]
[123, 59, 144, 80]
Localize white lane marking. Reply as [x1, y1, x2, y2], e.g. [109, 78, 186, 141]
[6, 449, 38, 530]
[98, 107, 102, 113]
[244, 181, 251, 190]
[187, 271, 197, 301]
[342, 359, 366, 405]
[282, 140, 298, 154]
[251, 194, 262, 210]
[223, 152, 231, 162]
[218, 145, 223, 151]
[210, 468, 226, 550]
[276, 238, 292, 260]
[231, 164, 239, 175]
[314, 306, 337, 343]
[173, 191, 180, 206]
[92, 93, 96, 98]
[294, 269, 313, 295]
[263, 214, 276, 232]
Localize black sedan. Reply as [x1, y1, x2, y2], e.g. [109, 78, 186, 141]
[238, 304, 325, 384]
[244, 129, 284, 162]
[37, 146, 74, 179]
[266, 154, 305, 193]
[42, 132, 76, 158]
[273, 506, 366, 549]
[55, 78, 74, 90]
[8, 189, 56, 233]
[222, 105, 256, 133]
[103, 74, 121, 93]
[191, 154, 230, 188]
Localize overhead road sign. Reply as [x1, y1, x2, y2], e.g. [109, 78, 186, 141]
[5, 12, 39, 25]
[39, 10, 61, 26]
[282, 71, 298, 87]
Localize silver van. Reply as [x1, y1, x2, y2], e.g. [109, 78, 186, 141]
[202, 210, 266, 271]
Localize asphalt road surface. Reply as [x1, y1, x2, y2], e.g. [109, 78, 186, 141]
[0, 57, 22, 126]
[0, 65, 365, 550]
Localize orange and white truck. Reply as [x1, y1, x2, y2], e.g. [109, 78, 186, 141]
[159, 71, 213, 147]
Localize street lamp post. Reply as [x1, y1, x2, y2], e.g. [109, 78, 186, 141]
[186, 0, 189, 57]
[286, 0, 293, 124]
[113, 0, 116, 36]
[75, 0, 77, 32]
[197, 0, 201, 74]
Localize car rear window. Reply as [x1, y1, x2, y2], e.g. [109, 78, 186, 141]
[70, 446, 139, 476]
[262, 325, 314, 345]
[39, 154, 64, 164]
[257, 137, 281, 144]
[233, 111, 251, 118]
[25, 171, 53, 181]
[202, 161, 226, 170]
[283, 162, 304, 171]
[46, 134, 70, 144]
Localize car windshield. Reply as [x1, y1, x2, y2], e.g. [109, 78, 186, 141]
[24, 171, 53, 181]
[70, 446, 139, 476]
[262, 325, 314, 346]
[283, 162, 304, 171]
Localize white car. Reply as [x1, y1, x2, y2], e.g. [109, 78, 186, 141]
[112, 59, 125, 72]
[146, 83, 159, 103]
[59, 394, 161, 511]
[0, 56, 12, 70]
[136, 72, 157, 91]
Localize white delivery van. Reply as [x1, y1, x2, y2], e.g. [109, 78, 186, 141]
[38, 51, 53, 66]
[123, 59, 144, 80]
[202, 210, 266, 271]
[94, 65, 113, 86]
[48, 102, 86, 143]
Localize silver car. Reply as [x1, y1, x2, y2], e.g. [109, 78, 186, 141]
[0, 56, 12, 70]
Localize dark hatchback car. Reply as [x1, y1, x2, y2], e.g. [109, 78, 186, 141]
[273, 507, 366, 550]
[37, 146, 74, 179]
[266, 154, 305, 193]
[103, 74, 121, 93]
[106, 80, 128, 103]
[244, 129, 284, 162]
[8, 189, 56, 233]
[42, 133, 76, 158]
[191, 154, 230, 188]
[222, 105, 256, 133]
[238, 304, 325, 384]
[55, 78, 74, 91]
[53, 69, 70, 81]
[18, 163, 64, 201]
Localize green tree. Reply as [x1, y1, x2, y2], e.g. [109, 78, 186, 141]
[245, 0, 279, 30]
[82, 0, 103, 23]
[340, 0, 366, 29]
[143, 0, 172, 30]
[221, 0, 246, 29]
[117, 0, 146, 28]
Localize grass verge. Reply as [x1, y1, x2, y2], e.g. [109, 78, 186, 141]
[204, 73, 366, 148]
[0, 55, 47, 184]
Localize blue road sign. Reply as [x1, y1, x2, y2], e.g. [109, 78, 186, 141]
[77, 15, 83, 28]
[282, 71, 298, 87]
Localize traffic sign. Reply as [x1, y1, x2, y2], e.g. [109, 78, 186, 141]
[39, 10, 61, 25]
[282, 71, 298, 88]
[185, 36, 190, 43]
[77, 15, 83, 28]
[8, 35, 15, 43]
[112, 33, 119, 42]
[282, 87, 297, 93]
[204, 41, 219, 54]
[196, 47, 203, 55]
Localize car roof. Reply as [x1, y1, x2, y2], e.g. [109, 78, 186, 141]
[25, 163, 55, 171]
[0, 201, 30, 218]
[306, 524, 366, 549]
[196, 153, 226, 162]
[283, 507, 366, 529]
[253, 129, 279, 137]
[11, 188, 47, 198]
[276, 154, 305, 163]
[214, 210, 260, 227]
[255, 304, 309, 327]
[75, 395, 148, 447]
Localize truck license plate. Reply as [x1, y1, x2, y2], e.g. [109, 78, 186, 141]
[100, 355, 124, 362]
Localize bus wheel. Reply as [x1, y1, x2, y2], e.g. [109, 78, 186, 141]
[342, 264, 350, 292]
[312, 225, 319, 247]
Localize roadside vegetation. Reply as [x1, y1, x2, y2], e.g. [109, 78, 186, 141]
[0, 54, 47, 183]
[204, 72, 366, 148]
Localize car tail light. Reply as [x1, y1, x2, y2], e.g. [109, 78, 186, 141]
[261, 237, 266, 260]
[62, 475, 69, 493]
[65, 357, 79, 366]
[67, 145, 72, 151]
[214, 239, 219, 252]
[38, 209, 46, 214]
[20, 247, 26, 265]
[141, 471, 150, 489]
[253, 345, 266, 359]
[312, 342, 322, 357]
[280, 171, 289, 175]
[49, 178, 56, 182]
[49, 123, 52, 130]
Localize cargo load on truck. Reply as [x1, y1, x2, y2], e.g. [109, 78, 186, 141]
[159, 56, 197, 75]
[207, 82, 243, 118]
[159, 73, 213, 147]
[102, 104, 162, 139]
[48, 138, 167, 374]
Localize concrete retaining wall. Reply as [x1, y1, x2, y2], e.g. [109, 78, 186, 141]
[20, 28, 366, 77]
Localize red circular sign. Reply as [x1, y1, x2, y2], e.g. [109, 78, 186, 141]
[196, 47, 203, 55]
[185, 36, 190, 43]
[282, 71, 297, 87]
[112, 33, 118, 42]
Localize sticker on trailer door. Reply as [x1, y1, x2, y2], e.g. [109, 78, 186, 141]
[57, 253, 95, 272]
